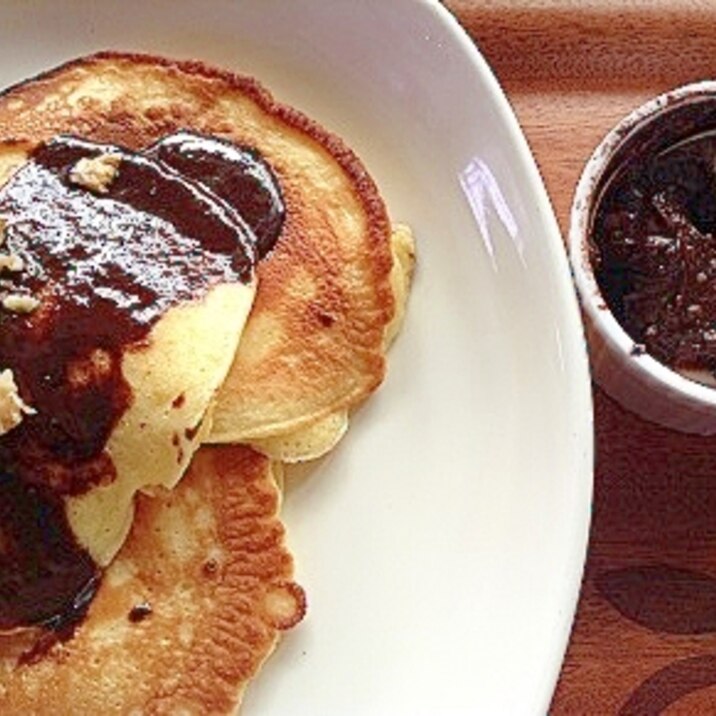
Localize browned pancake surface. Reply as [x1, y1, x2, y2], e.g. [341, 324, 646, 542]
[0, 446, 305, 715]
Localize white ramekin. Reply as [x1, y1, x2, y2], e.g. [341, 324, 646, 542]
[570, 81, 716, 434]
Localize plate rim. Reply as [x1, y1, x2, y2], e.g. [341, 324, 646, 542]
[425, 0, 594, 709]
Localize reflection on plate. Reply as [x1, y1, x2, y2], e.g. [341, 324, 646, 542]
[0, 1, 593, 713]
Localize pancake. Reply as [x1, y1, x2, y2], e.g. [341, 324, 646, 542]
[248, 223, 416, 462]
[384, 224, 417, 349]
[67, 284, 255, 566]
[0, 51, 396, 447]
[249, 409, 350, 463]
[0, 445, 305, 715]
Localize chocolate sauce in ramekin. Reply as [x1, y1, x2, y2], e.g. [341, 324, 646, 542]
[591, 100, 716, 381]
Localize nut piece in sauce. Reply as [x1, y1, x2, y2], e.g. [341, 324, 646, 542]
[0, 368, 34, 436]
[2, 294, 39, 313]
[0, 253, 23, 272]
[69, 153, 122, 194]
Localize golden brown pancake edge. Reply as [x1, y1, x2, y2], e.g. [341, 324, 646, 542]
[0, 445, 305, 715]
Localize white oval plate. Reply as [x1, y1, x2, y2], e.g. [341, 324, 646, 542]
[0, 1, 593, 714]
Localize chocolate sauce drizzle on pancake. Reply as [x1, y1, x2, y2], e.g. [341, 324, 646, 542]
[0, 473, 98, 637]
[147, 131, 285, 259]
[0, 131, 284, 635]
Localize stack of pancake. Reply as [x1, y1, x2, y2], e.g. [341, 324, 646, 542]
[0, 53, 414, 714]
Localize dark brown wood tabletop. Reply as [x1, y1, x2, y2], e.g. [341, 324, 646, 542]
[445, 1, 716, 713]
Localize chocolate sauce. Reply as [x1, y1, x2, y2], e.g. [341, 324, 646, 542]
[592, 130, 716, 375]
[147, 131, 285, 258]
[0, 136, 258, 495]
[0, 131, 283, 636]
[128, 602, 152, 623]
[0, 472, 97, 633]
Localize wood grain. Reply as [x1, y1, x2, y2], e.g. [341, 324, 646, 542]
[445, 1, 716, 713]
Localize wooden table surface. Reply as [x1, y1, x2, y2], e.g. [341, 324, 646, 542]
[446, 2, 716, 713]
